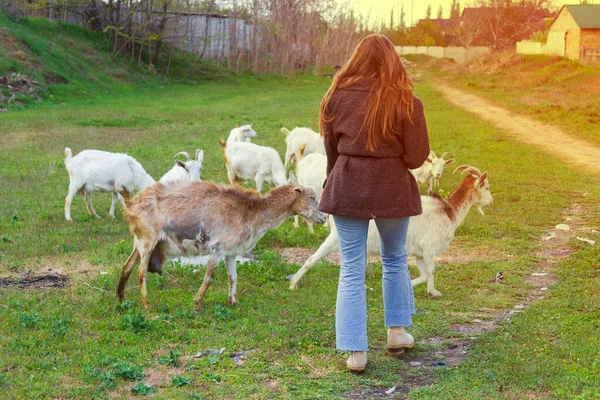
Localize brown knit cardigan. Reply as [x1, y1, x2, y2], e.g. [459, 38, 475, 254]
[318, 81, 430, 219]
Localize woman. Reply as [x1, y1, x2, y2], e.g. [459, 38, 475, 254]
[319, 34, 430, 372]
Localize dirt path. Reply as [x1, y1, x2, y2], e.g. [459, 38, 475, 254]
[433, 81, 600, 175]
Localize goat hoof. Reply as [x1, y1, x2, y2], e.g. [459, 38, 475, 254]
[429, 290, 442, 298]
[229, 298, 240, 307]
[194, 302, 203, 310]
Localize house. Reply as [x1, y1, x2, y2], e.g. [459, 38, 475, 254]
[545, 4, 600, 63]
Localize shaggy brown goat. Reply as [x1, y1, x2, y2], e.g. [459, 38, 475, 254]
[116, 172, 326, 309]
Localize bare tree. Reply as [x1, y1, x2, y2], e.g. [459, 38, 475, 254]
[467, 0, 554, 50]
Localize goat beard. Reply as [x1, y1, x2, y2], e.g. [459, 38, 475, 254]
[476, 206, 485, 216]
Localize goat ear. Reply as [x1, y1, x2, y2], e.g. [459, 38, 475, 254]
[196, 149, 204, 162]
[476, 172, 488, 188]
[295, 187, 304, 193]
[299, 144, 307, 157]
[426, 156, 433, 163]
[176, 160, 186, 168]
[288, 170, 299, 185]
[445, 158, 455, 165]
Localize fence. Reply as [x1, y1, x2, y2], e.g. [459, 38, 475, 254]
[154, 12, 253, 62]
[395, 46, 491, 64]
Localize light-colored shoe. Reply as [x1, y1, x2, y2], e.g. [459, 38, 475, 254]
[346, 351, 367, 372]
[387, 327, 414, 357]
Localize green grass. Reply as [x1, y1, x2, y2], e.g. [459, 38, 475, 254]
[1, 72, 599, 398]
[0, 11, 230, 108]
[428, 53, 600, 147]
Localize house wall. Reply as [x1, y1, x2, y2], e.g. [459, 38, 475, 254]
[565, 29, 581, 60]
[546, 7, 581, 58]
[542, 31, 565, 56]
[581, 29, 600, 64]
[549, 8, 580, 32]
[581, 29, 600, 48]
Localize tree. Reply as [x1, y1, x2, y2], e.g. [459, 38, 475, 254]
[390, 8, 395, 30]
[425, 3, 432, 19]
[450, 0, 461, 19]
[437, 4, 443, 19]
[399, 4, 406, 28]
[407, 20, 446, 46]
[464, 0, 554, 50]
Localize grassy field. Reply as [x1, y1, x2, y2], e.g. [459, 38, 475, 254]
[425, 53, 600, 147]
[1, 71, 600, 398]
[1, 17, 600, 398]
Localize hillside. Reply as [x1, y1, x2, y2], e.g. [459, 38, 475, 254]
[0, 11, 230, 109]
[428, 53, 600, 145]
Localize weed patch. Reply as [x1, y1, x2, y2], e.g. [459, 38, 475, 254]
[131, 382, 154, 395]
[171, 375, 191, 387]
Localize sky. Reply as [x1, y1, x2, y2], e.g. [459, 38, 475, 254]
[342, 0, 581, 27]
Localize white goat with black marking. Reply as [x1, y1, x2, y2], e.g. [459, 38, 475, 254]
[116, 171, 327, 309]
[159, 150, 204, 183]
[64, 148, 156, 221]
[410, 151, 455, 193]
[289, 165, 493, 297]
[281, 126, 326, 168]
[227, 124, 257, 145]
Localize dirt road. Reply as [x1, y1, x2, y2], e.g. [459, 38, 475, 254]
[434, 81, 600, 174]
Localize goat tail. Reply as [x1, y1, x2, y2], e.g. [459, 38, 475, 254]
[64, 147, 72, 163]
[281, 127, 291, 135]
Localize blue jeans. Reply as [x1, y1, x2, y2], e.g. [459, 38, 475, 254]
[334, 215, 415, 351]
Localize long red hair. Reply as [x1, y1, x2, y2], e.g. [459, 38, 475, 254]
[319, 34, 414, 152]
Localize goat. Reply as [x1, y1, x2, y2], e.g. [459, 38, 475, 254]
[227, 124, 257, 146]
[159, 150, 204, 183]
[219, 139, 287, 193]
[64, 148, 156, 221]
[293, 144, 327, 233]
[281, 126, 326, 168]
[116, 171, 327, 309]
[288, 165, 493, 297]
[410, 151, 455, 193]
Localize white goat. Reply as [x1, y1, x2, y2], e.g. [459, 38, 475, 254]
[64, 148, 156, 221]
[116, 172, 327, 309]
[219, 139, 287, 193]
[410, 151, 455, 193]
[289, 165, 493, 297]
[227, 124, 257, 146]
[281, 126, 326, 168]
[293, 144, 327, 233]
[159, 150, 204, 183]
